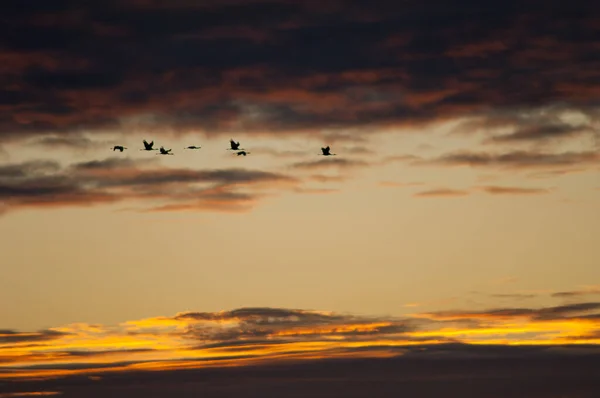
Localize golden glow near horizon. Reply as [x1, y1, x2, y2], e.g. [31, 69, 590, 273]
[1, 299, 600, 380]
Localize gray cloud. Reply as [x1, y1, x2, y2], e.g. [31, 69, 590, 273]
[487, 124, 593, 143]
[420, 150, 599, 170]
[0, 158, 300, 214]
[422, 302, 600, 322]
[0, 329, 70, 344]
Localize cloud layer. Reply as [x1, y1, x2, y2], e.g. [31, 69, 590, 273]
[1, 0, 600, 142]
[2, 294, 600, 381]
[0, 157, 302, 214]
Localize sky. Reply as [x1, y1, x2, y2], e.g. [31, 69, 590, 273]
[1, 0, 600, 395]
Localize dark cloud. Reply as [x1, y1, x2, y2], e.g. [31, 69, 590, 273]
[168, 307, 413, 344]
[71, 157, 157, 170]
[420, 150, 599, 169]
[1, 0, 599, 142]
[414, 188, 469, 197]
[0, 160, 60, 178]
[0, 329, 70, 344]
[551, 288, 600, 298]
[3, 346, 600, 397]
[422, 302, 600, 321]
[0, 158, 299, 214]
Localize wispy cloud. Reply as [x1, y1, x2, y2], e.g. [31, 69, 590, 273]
[30, 135, 97, 149]
[413, 188, 469, 197]
[476, 185, 552, 195]
[551, 287, 600, 298]
[0, 158, 301, 215]
[290, 158, 370, 170]
[419, 150, 599, 170]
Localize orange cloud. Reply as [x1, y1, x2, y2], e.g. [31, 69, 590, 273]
[2, 300, 599, 381]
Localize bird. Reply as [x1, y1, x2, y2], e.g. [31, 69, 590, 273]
[236, 151, 250, 156]
[140, 140, 158, 151]
[320, 146, 336, 156]
[229, 139, 241, 150]
[184, 146, 202, 150]
[158, 146, 173, 155]
[111, 146, 127, 152]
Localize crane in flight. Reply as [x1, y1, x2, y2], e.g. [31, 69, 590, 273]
[140, 140, 158, 151]
[111, 146, 127, 152]
[158, 146, 173, 155]
[320, 146, 336, 156]
[184, 145, 202, 150]
[229, 139, 242, 150]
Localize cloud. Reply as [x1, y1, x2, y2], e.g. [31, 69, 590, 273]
[2, 296, 600, 382]
[486, 123, 593, 144]
[476, 185, 552, 195]
[489, 293, 537, 300]
[290, 158, 370, 170]
[30, 135, 96, 149]
[0, 160, 61, 178]
[551, 287, 600, 298]
[0, 157, 300, 214]
[413, 188, 469, 197]
[1, 0, 600, 144]
[420, 150, 599, 170]
[419, 302, 600, 322]
[0, 329, 70, 344]
[526, 168, 588, 179]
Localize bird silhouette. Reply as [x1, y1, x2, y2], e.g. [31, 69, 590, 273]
[140, 140, 158, 151]
[229, 139, 241, 150]
[184, 146, 201, 150]
[158, 146, 173, 155]
[236, 151, 250, 156]
[320, 146, 336, 156]
[111, 146, 127, 152]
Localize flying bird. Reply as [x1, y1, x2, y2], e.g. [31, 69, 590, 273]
[229, 139, 241, 150]
[140, 140, 158, 151]
[158, 146, 173, 155]
[320, 146, 336, 156]
[111, 146, 127, 152]
[236, 151, 250, 156]
[184, 146, 202, 150]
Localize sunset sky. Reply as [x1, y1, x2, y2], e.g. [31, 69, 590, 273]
[1, 0, 600, 395]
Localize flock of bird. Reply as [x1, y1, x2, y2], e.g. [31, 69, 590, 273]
[111, 139, 337, 157]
